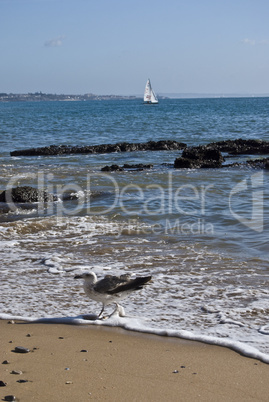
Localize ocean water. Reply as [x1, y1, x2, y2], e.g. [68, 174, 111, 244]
[1, 98, 269, 363]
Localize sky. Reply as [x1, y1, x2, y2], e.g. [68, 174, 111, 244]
[1, 0, 269, 95]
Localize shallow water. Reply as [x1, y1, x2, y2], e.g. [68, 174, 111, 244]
[0, 98, 269, 362]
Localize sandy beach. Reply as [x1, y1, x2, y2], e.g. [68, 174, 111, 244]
[0, 320, 268, 401]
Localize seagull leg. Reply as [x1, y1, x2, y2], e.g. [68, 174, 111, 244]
[107, 303, 125, 318]
[107, 303, 119, 318]
[98, 304, 104, 318]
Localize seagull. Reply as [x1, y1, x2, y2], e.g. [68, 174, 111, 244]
[74, 272, 152, 319]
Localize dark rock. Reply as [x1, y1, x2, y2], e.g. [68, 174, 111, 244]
[0, 381, 7, 387]
[200, 160, 223, 168]
[174, 139, 269, 169]
[246, 157, 269, 168]
[264, 159, 269, 169]
[123, 164, 153, 170]
[17, 379, 29, 383]
[13, 346, 30, 354]
[182, 146, 224, 162]
[205, 138, 269, 155]
[10, 139, 269, 160]
[10, 140, 186, 157]
[4, 396, 16, 401]
[101, 163, 153, 172]
[0, 186, 57, 203]
[224, 156, 269, 169]
[174, 146, 224, 169]
[174, 157, 198, 169]
[101, 164, 123, 172]
[2, 361, 10, 364]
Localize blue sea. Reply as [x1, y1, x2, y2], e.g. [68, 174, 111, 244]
[1, 98, 269, 362]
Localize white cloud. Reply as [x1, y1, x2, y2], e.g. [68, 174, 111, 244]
[241, 38, 269, 46]
[44, 36, 65, 47]
[241, 38, 256, 46]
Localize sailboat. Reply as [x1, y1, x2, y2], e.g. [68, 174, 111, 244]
[144, 78, 158, 104]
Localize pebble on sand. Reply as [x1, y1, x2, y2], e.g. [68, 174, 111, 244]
[4, 396, 16, 401]
[13, 346, 30, 354]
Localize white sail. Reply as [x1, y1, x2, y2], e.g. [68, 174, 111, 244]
[144, 79, 152, 102]
[151, 89, 158, 104]
[144, 78, 158, 104]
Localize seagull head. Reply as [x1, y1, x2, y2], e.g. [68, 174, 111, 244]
[74, 272, 97, 283]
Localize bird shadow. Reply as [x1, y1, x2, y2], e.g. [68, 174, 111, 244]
[15, 314, 100, 325]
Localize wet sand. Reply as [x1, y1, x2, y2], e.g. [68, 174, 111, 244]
[0, 319, 268, 401]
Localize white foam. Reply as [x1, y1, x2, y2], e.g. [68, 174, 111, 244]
[1, 215, 269, 364]
[1, 312, 269, 364]
[258, 326, 269, 335]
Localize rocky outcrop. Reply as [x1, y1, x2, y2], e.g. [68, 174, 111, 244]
[10, 139, 269, 172]
[174, 139, 269, 169]
[122, 163, 153, 169]
[0, 186, 57, 203]
[101, 165, 124, 172]
[226, 157, 269, 169]
[10, 140, 186, 157]
[174, 146, 224, 169]
[101, 163, 153, 172]
[204, 139, 269, 155]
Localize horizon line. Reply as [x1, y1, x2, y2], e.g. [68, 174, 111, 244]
[1, 92, 269, 100]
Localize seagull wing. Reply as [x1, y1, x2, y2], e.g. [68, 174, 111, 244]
[94, 275, 152, 295]
[106, 276, 152, 295]
[94, 275, 127, 294]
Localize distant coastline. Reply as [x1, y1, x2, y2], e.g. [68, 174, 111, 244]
[0, 91, 268, 102]
[160, 93, 269, 99]
[0, 92, 140, 102]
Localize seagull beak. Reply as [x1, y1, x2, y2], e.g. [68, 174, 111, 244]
[74, 274, 83, 279]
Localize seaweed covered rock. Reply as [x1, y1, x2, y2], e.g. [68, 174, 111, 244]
[0, 186, 56, 203]
[123, 163, 153, 170]
[206, 139, 269, 155]
[101, 163, 153, 172]
[101, 165, 123, 172]
[10, 140, 186, 157]
[174, 146, 224, 168]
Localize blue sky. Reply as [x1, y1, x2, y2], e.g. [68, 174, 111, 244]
[1, 0, 269, 95]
